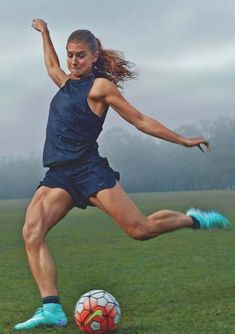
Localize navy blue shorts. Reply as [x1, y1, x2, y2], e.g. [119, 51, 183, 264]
[38, 157, 120, 209]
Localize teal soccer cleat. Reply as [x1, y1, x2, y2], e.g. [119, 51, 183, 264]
[186, 208, 230, 229]
[14, 303, 67, 330]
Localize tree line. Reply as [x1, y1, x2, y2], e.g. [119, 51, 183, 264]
[0, 117, 234, 199]
[99, 116, 235, 192]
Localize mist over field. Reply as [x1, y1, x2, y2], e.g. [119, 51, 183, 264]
[0, 116, 234, 199]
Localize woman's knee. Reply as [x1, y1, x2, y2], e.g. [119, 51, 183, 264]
[22, 218, 45, 247]
[121, 216, 161, 241]
[22, 221, 41, 246]
[119, 218, 151, 241]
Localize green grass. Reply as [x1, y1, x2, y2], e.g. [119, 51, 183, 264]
[0, 190, 234, 334]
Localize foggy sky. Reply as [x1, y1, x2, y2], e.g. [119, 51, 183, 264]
[1, 0, 235, 157]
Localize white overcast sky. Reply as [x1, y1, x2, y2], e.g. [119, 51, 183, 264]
[0, 0, 235, 157]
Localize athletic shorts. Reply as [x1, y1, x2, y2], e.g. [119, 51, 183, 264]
[38, 157, 120, 209]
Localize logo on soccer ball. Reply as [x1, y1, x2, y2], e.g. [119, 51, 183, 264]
[74, 290, 121, 333]
[85, 310, 103, 324]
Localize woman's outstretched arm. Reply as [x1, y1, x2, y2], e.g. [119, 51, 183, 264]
[31, 19, 69, 87]
[96, 78, 209, 151]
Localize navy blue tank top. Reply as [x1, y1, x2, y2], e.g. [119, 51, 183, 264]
[43, 74, 107, 167]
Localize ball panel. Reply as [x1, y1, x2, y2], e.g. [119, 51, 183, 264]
[114, 313, 121, 324]
[90, 321, 101, 331]
[91, 291, 105, 299]
[97, 297, 107, 307]
[104, 293, 116, 304]
[77, 296, 87, 304]
[76, 302, 85, 313]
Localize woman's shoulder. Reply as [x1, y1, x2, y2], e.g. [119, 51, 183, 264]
[93, 76, 111, 85]
[92, 76, 117, 98]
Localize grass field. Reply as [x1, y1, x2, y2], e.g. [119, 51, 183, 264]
[0, 190, 234, 334]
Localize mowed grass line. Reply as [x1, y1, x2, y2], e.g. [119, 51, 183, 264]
[0, 190, 234, 334]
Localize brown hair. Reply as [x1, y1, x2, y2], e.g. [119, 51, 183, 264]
[67, 29, 137, 88]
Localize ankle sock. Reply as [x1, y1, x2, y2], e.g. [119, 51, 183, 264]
[42, 296, 60, 304]
[191, 216, 200, 229]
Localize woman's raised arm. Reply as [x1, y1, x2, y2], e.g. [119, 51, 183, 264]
[31, 19, 69, 87]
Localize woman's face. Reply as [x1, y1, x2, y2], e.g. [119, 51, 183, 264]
[66, 41, 98, 79]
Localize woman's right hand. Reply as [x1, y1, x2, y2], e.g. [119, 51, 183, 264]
[183, 137, 210, 152]
[31, 19, 48, 33]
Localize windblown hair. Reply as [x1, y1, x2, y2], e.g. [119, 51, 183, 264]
[67, 29, 137, 88]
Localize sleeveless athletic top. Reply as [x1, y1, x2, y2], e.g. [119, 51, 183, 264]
[43, 74, 107, 167]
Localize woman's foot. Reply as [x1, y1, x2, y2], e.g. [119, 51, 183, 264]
[14, 303, 67, 330]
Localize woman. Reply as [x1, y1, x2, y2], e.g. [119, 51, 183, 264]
[14, 19, 229, 330]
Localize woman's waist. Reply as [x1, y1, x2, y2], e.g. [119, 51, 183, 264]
[44, 145, 100, 169]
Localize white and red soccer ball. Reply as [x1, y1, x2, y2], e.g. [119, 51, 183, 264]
[74, 290, 121, 333]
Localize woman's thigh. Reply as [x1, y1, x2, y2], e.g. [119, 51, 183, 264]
[25, 186, 74, 234]
[89, 182, 146, 232]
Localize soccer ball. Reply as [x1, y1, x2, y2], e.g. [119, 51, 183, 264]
[74, 290, 121, 333]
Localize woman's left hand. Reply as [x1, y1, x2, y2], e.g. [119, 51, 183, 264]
[31, 18, 48, 33]
[183, 138, 210, 152]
